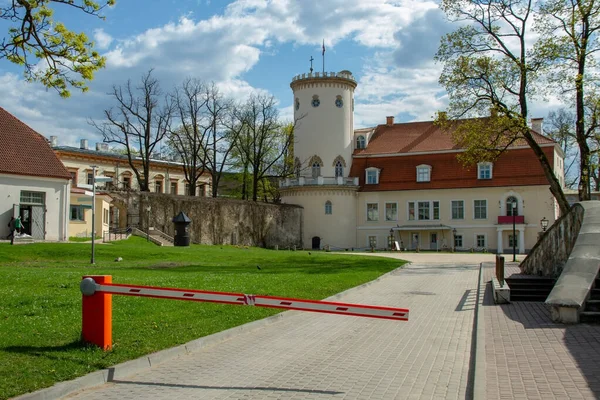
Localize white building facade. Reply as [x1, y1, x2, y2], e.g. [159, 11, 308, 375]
[281, 71, 564, 253]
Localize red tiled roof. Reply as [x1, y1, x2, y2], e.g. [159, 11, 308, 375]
[349, 147, 554, 191]
[0, 107, 70, 180]
[354, 120, 555, 156]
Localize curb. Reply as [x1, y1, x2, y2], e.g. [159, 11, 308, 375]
[471, 262, 487, 400]
[13, 262, 407, 400]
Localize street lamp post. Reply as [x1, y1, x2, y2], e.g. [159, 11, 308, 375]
[512, 201, 517, 262]
[89, 166, 113, 264]
[541, 217, 548, 232]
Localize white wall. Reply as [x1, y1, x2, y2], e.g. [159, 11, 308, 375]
[0, 174, 69, 241]
[292, 75, 356, 177]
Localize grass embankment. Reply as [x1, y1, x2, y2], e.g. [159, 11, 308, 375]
[0, 237, 404, 399]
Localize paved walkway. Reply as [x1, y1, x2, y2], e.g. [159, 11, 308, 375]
[482, 264, 600, 400]
[66, 262, 481, 400]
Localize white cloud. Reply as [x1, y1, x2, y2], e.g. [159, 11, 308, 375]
[0, 0, 443, 148]
[93, 29, 113, 50]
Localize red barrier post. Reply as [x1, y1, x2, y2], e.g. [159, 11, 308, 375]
[81, 275, 112, 350]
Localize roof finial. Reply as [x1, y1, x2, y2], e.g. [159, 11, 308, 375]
[309, 56, 314, 73]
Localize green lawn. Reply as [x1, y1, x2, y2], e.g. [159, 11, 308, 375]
[0, 237, 405, 399]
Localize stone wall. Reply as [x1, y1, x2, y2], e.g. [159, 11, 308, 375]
[130, 193, 303, 248]
[520, 203, 584, 277]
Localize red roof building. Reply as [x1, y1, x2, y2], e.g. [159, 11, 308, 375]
[279, 71, 564, 254]
[0, 107, 71, 241]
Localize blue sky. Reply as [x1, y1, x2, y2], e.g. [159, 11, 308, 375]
[0, 0, 562, 148]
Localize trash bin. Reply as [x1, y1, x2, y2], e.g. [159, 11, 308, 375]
[172, 211, 191, 247]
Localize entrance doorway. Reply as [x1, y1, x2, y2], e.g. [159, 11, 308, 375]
[311, 236, 321, 250]
[411, 233, 420, 250]
[18, 205, 45, 239]
[430, 232, 438, 250]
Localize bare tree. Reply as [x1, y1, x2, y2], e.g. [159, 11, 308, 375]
[91, 70, 173, 192]
[545, 108, 579, 188]
[168, 78, 209, 196]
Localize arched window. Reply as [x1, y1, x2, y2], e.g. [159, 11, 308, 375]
[356, 135, 366, 149]
[325, 201, 332, 215]
[312, 163, 321, 178]
[335, 161, 343, 177]
[506, 196, 519, 216]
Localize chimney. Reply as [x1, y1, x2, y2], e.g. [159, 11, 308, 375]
[50, 136, 58, 147]
[80, 139, 88, 150]
[96, 143, 102, 151]
[386, 116, 395, 126]
[101, 143, 109, 151]
[531, 118, 543, 134]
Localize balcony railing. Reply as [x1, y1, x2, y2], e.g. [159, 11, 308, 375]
[279, 176, 359, 188]
[498, 215, 525, 224]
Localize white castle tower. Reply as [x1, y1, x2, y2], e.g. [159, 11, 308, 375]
[280, 70, 359, 249]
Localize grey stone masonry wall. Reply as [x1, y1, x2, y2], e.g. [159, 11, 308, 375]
[520, 203, 584, 278]
[135, 193, 303, 249]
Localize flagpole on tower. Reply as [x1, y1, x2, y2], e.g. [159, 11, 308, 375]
[322, 39, 325, 74]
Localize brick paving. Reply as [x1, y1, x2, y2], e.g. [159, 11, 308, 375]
[482, 264, 600, 400]
[66, 263, 480, 400]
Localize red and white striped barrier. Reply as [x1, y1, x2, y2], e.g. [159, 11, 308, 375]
[80, 275, 409, 350]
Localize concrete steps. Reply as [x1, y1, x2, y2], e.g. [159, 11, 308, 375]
[581, 275, 600, 323]
[506, 277, 556, 302]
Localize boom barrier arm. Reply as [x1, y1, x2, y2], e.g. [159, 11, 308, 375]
[80, 276, 409, 350]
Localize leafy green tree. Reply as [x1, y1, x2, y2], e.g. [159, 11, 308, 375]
[436, 0, 570, 214]
[536, 0, 600, 200]
[0, 0, 114, 97]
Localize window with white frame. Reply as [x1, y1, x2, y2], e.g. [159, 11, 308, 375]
[325, 201, 332, 215]
[335, 161, 343, 177]
[385, 203, 398, 221]
[454, 234, 463, 248]
[416, 164, 431, 182]
[506, 196, 519, 216]
[356, 135, 366, 149]
[366, 168, 379, 185]
[20, 191, 45, 205]
[368, 235, 377, 248]
[433, 201, 440, 220]
[451, 200, 464, 219]
[474, 200, 487, 219]
[409, 200, 440, 220]
[476, 234, 486, 248]
[477, 162, 493, 179]
[312, 163, 321, 178]
[367, 203, 379, 221]
[70, 205, 85, 221]
[418, 201, 430, 220]
[87, 172, 94, 185]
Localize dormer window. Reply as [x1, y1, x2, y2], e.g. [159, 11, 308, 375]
[356, 135, 366, 149]
[478, 162, 493, 179]
[366, 167, 380, 185]
[416, 164, 431, 182]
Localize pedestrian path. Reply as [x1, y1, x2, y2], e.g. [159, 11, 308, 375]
[65, 263, 480, 400]
[482, 264, 600, 400]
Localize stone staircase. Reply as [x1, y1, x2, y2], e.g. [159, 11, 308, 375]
[506, 277, 556, 302]
[148, 228, 174, 247]
[580, 274, 600, 323]
[131, 227, 174, 246]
